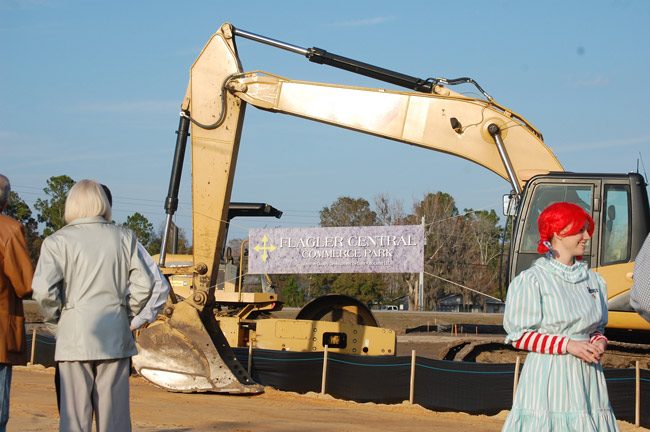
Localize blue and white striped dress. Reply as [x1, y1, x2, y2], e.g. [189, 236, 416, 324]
[502, 257, 619, 431]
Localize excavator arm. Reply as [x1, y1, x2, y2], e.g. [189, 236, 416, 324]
[228, 72, 562, 184]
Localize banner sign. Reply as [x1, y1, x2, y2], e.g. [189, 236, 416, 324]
[248, 225, 424, 274]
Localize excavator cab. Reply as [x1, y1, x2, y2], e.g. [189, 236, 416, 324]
[510, 172, 650, 331]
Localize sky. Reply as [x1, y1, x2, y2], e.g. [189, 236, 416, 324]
[2, 0, 649, 243]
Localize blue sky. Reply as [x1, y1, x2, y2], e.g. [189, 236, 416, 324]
[2, 0, 649, 241]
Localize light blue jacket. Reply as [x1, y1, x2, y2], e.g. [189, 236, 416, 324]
[32, 216, 154, 361]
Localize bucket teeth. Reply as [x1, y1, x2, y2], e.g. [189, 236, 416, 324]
[133, 302, 263, 394]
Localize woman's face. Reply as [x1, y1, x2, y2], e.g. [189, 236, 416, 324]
[554, 222, 591, 259]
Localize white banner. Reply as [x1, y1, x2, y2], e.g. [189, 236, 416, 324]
[248, 225, 424, 274]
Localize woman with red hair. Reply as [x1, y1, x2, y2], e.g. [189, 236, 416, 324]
[502, 202, 618, 431]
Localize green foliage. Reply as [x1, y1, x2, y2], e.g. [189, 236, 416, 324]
[316, 196, 384, 304]
[122, 212, 155, 249]
[308, 274, 336, 298]
[329, 273, 385, 305]
[410, 191, 458, 222]
[6, 191, 33, 223]
[320, 196, 377, 227]
[5, 191, 41, 264]
[34, 175, 75, 237]
[281, 275, 304, 307]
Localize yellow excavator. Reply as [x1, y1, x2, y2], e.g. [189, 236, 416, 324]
[133, 22, 650, 393]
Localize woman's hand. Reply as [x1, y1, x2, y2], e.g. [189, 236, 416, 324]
[566, 339, 605, 363]
[592, 338, 608, 356]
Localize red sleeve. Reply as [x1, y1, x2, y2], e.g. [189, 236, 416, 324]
[512, 331, 569, 354]
[589, 331, 608, 345]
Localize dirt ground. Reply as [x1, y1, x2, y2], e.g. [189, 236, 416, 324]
[8, 366, 646, 432]
[16, 304, 650, 431]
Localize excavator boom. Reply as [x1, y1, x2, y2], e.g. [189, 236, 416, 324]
[180, 22, 564, 281]
[227, 72, 563, 186]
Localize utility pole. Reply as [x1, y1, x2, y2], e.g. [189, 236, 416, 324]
[418, 216, 425, 311]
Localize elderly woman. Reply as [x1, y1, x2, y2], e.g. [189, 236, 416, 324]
[32, 179, 154, 432]
[502, 202, 618, 432]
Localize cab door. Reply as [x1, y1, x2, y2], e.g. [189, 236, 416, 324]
[509, 177, 600, 281]
[508, 174, 650, 331]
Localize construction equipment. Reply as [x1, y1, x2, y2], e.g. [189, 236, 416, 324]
[134, 200, 396, 394]
[134, 22, 649, 393]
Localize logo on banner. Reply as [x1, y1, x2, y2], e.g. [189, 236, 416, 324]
[253, 234, 276, 262]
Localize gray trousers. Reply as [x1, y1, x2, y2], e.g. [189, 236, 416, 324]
[58, 358, 131, 432]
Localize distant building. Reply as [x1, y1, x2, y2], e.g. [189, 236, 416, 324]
[484, 299, 506, 313]
[437, 294, 498, 313]
[437, 294, 464, 312]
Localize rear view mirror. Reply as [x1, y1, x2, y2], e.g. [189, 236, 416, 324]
[503, 194, 518, 216]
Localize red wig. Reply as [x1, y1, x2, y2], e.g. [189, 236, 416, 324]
[537, 202, 594, 254]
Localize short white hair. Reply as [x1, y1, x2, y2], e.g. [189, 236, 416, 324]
[64, 179, 112, 224]
[0, 174, 10, 208]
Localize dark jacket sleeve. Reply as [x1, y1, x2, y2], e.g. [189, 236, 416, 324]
[3, 224, 34, 299]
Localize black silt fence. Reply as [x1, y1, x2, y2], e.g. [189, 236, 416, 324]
[234, 348, 650, 428]
[406, 324, 506, 335]
[414, 357, 514, 415]
[234, 349, 323, 394]
[603, 368, 650, 427]
[234, 348, 514, 412]
[325, 353, 411, 404]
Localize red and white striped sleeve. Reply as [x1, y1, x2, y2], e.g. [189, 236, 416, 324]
[589, 331, 608, 345]
[512, 331, 569, 354]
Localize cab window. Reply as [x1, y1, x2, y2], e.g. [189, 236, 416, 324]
[520, 184, 593, 253]
[601, 184, 630, 264]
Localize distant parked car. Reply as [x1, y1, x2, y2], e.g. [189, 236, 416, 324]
[379, 305, 398, 311]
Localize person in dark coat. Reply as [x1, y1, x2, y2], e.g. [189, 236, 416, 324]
[0, 174, 33, 432]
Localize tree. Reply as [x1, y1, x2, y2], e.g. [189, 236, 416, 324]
[5, 191, 42, 264]
[373, 193, 409, 302]
[398, 192, 461, 310]
[320, 196, 378, 227]
[314, 196, 386, 303]
[34, 175, 75, 237]
[149, 222, 192, 256]
[462, 209, 502, 297]
[122, 212, 155, 250]
[396, 192, 506, 311]
[330, 273, 384, 305]
[373, 193, 405, 226]
[281, 275, 304, 307]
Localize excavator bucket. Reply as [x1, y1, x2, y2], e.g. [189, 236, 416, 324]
[132, 301, 263, 394]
